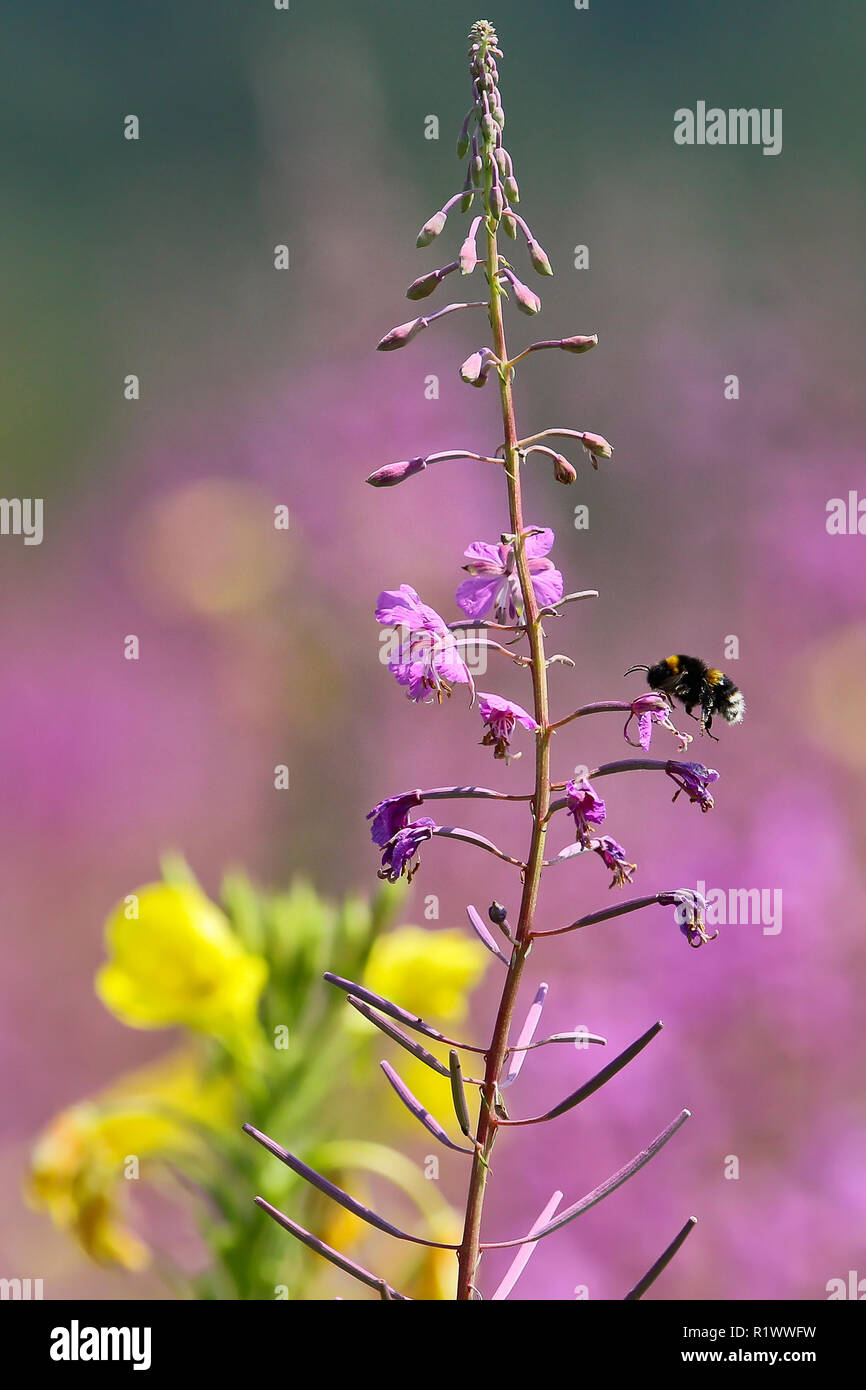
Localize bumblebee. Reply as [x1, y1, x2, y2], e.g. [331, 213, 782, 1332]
[625, 654, 745, 739]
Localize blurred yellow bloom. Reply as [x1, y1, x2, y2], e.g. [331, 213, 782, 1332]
[408, 1208, 463, 1301]
[26, 1051, 235, 1270]
[360, 926, 488, 1140]
[308, 1141, 462, 1301]
[96, 883, 267, 1053]
[363, 926, 487, 1024]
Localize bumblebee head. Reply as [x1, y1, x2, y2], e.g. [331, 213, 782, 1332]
[622, 653, 683, 692]
[625, 657, 681, 692]
[648, 658, 678, 690]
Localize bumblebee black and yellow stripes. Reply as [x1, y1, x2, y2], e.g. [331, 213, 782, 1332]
[627, 654, 745, 738]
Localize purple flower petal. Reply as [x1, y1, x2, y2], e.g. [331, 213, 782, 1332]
[523, 527, 555, 560]
[366, 790, 423, 846]
[456, 528, 562, 622]
[665, 759, 720, 812]
[478, 691, 539, 731]
[455, 574, 503, 622]
[377, 587, 471, 703]
[565, 777, 607, 843]
[477, 691, 540, 760]
[593, 835, 637, 889]
[526, 564, 564, 611]
[379, 818, 436, 882]
[462, 539, 506, 571]
[374, 584, 428, 627]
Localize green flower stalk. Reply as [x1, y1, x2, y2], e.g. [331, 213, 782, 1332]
[448, 19, 563, 1297]
[248, 18, 729, 1301]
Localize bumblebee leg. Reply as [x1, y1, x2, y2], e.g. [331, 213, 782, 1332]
[700, 702, 719, 741]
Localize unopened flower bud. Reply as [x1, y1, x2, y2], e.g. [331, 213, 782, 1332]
[406, 269, 444, 301]
[579, 431, 614, 466]
[459, 348, 497, 387]
[472, 154, 484, 187]
[507, 273, 541, 315]
[376, 317, 427, 351]
[488, 901, 508, 925]
[493, 106, 505, 128]
[561, 334, 598, 353]
[366, 457, 427, 488]
[459, 223, 480, 275]
[504, 174, 519, 202]
[481, 113, 498, 143]
[502, 212, 518, 239]
[488, 183, 504, 219]
[494, 147, 510, 177]
[527, 238, 553, 276]
[552, 453, 577, 484]
[416, 211, 447, 248]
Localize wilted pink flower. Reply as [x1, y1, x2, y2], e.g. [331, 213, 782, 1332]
[593, 835, 637, 889]
[367, 790, 423, 847]
[378, 818, 436, 882]
[665, 759, 720, 811]
[565, 777, 607, 844]
[624, 694, 692, 752]
[478, 692, 539, 759]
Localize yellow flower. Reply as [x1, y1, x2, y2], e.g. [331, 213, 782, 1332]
[360, 926, 488, 1140]
[407, 1208, 463, 1300]
[96, 883, 267, 1053]
[362, 926, 487, 1024]
[26, 1051, 235, 1270]
[307, 1141, 462, 1300]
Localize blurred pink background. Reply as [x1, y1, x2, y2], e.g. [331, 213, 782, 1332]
[2, 0, 864, 1299]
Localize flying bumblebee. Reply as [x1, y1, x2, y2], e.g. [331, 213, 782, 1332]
[625, 654, 745, 739]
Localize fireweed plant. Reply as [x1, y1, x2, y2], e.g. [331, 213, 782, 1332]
[245, 19, 723, 1301]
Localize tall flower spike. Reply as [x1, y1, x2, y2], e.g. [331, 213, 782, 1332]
[251, 18, 728, 1300]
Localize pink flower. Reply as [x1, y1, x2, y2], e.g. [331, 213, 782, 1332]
[376, 586, 471, 703]
[456, 527, 563, 623]
[565, 777, 607, 844]
[593, 836, 637, 889]
[477, 692, 539, 759]
[624, 694, 693, 753]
